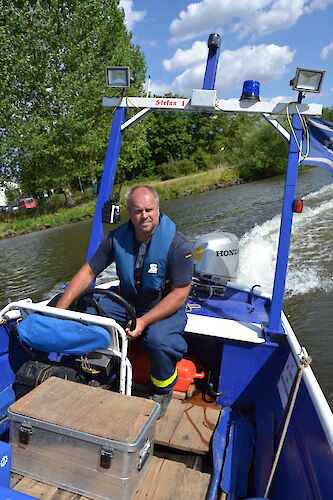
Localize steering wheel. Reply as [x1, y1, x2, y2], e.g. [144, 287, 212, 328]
[76, 288, 137, 331]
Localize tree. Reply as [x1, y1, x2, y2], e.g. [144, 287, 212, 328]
[187, 113, 227, 155]
[215, 114, 260, 165]
[0, 0, 146, 205]
[236, 119, 289, 180]
[323, 106, 333, 122]
[146, 96, 193, 166]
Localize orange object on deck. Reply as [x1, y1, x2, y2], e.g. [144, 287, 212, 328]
[128, 342, 205, 392]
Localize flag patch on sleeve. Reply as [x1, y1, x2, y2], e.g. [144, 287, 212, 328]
[184, 253, 192, 258]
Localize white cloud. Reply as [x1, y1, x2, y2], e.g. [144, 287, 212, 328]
[149, 80, 171, 97]
[234, 0, 305, 38]
[167, 43, 295, 97]
[119, 0, 146, 31]
[169, 0, 271, 42]
[321, 42, 333, 59]
[305, 0, 333, 13]
[168, 30, 211, 46]
[163, 41, 208, 72]
[169, 0, 332, 42]
[261, 95, 295, 103]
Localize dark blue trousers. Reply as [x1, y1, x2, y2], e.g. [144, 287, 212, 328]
[95, 297, 188, 393]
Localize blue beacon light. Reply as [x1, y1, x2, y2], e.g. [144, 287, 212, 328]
[240, 80, 260, 101]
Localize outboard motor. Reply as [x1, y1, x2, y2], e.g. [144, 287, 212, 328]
[193, 232, 239, 286]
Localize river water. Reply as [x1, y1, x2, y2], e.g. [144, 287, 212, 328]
[0, 167, 332, 406]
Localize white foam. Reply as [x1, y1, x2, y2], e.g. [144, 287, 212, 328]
[237, 185, 333, 297]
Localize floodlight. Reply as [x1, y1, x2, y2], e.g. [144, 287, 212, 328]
[290, 68, 325, 93]
[105, 66, 130, 88]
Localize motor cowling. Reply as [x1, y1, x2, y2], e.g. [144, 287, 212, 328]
[193, 232, 239, 286]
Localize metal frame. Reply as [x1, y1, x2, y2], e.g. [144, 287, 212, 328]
[102, 95, 322, 116]
[89, 36, 323, 340]
[0, 300, 132, 395]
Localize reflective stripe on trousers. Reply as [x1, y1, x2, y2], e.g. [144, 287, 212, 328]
[89, 297, 188, 393]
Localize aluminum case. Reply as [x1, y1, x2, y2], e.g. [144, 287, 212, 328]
[8, 378, 159, 500]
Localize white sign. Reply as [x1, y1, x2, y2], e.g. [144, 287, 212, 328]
[277, 353, 298, 409]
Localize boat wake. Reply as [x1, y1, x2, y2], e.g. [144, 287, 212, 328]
[91, 183, 333, 299]
[237, 183, 333, 297]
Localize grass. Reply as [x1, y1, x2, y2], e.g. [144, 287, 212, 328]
[149, 165, 239, 199]
[0, 165, 239, 239]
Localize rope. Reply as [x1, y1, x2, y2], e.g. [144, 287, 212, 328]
[268, 100, 310, 160]
[286, 103, 310, 160]
[126, 96, 140, 109]
[264, 354, 312, 498]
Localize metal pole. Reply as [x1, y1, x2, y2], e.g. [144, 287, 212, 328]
[87, 105, 126, 261]
[202, 34, 221, 90]
[265, 109, 303, 336]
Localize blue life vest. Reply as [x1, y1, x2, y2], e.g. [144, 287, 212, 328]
[113, 213, 176, 295]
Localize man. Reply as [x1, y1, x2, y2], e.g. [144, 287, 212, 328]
[56, 186, 193, 418]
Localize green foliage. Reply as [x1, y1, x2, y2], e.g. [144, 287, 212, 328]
[187, 113, 226, 154]
[157, 161, 179, 181]
[146, 108, 192, 165]
[177, 159, 197, 175]
[157, 159, 197, 180]
[323, 106, 333, 122]
[237, 120, 288, 180]
[191, 148, 215, 171]
[0, 0, 146, 197]
[118, 120, 154, 180]
[216, 114, 261, 164]
[5, 186, 20, 204]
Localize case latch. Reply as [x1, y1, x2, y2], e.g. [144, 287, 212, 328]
[19, 424, 33, 445]
[137, 439, 151, 471]
[100, 447, 114, 469]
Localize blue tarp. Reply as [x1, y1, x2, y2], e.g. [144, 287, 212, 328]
[17, 313, 110, 354]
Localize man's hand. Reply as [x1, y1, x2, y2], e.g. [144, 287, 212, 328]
[56, 263, 97, 310]
[125, 284, 191, 340]
[126, 317, 147, 340]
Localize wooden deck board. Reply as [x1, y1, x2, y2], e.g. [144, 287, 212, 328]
[11, 457, 210, 500]
[133, 456, 164, 499]
[154, 399, 189, 446]
[150, 459, 186, 500]
[13, 476, 59, 499]
[176, 468, 211, 500]
[169, 404, 220, 454]
[155, 399, 219, 454]
[51, 491, 82, 499]
[10, 472, 24, 488]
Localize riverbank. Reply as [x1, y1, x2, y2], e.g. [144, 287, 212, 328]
[0, 165, 240, 239]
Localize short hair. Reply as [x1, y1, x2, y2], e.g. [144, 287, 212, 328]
[125, 185, 159, 208]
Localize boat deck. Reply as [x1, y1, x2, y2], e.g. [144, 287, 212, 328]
[11, 455, 211, 500]
[9, 393, 218, 499]
[155, 396, 220, 454]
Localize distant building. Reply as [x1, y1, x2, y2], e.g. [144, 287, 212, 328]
[0, 180, 20, 206]
[0, 187, 6, 207]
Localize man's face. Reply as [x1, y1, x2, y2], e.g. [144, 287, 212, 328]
[127, 188, 159, 241]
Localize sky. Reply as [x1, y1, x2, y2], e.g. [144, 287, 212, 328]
[119, 0, 333, 108]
